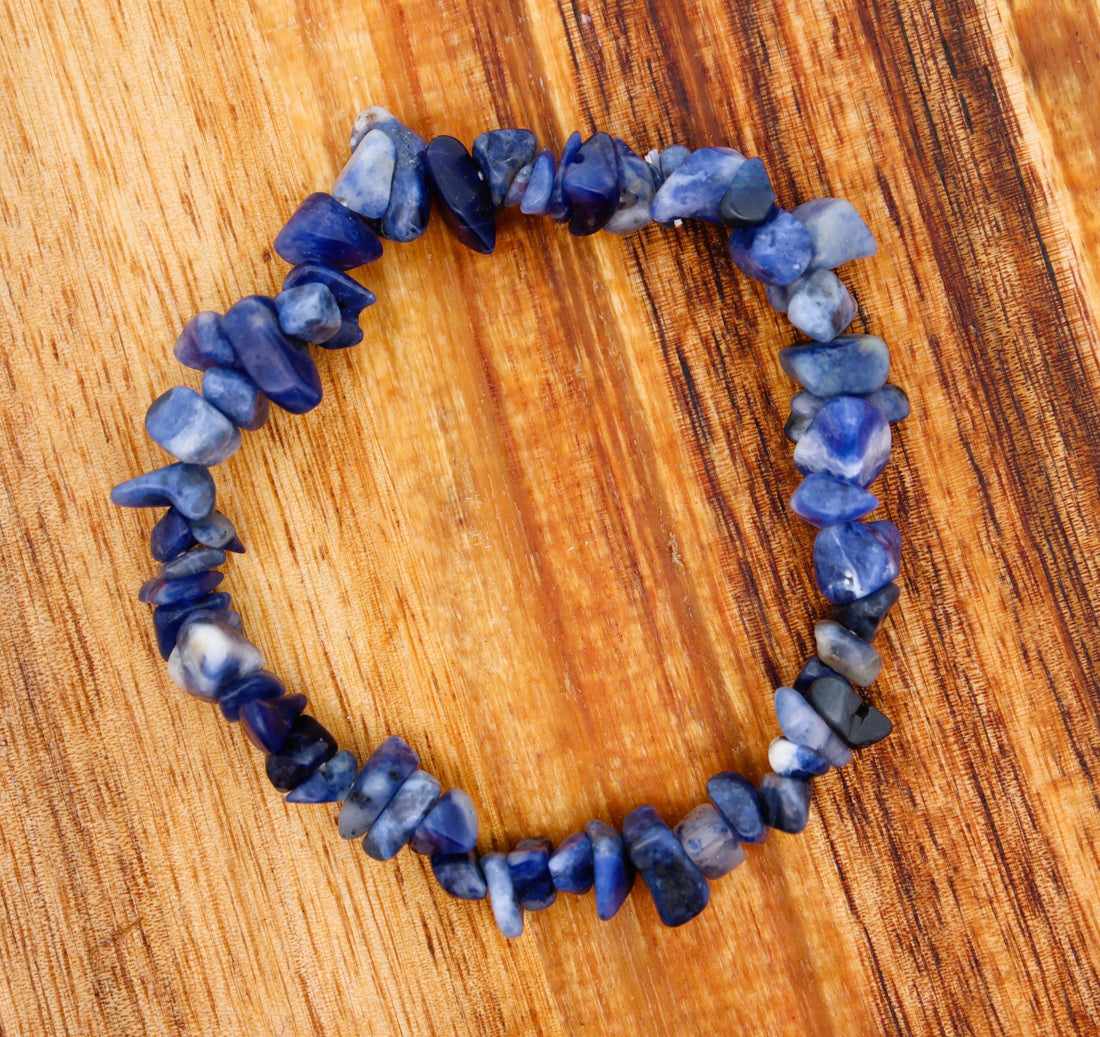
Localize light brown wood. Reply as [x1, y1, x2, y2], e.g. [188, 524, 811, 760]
[1, 0, 1099, 1033]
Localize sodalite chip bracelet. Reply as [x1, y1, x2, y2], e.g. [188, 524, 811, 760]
[111, 106, 908, 936]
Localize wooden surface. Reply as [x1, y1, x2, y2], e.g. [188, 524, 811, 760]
[1, 0, 1098, 1033]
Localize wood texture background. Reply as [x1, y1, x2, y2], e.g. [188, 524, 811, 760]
[1, 0, 1098, 1033]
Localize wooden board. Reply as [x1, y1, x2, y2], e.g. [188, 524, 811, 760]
[1, 0, 1099, 1033]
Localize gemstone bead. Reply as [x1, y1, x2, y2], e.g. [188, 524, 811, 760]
[706, 771, 768, 844]
[173, 311, 237, 371]
[159, 545, 226, 579]
[657, 144, 691, 180]
[833, 582, 901, 641]
[718, 157, 775, 226]
[814, 520, 901, 604]
[794, 397, 892, 488]
[519, 148, 556, 216]
[472, 128, 538, 208]
[187, 509, 244, 552]
[150, 507, 195, 562]
[547, 131, 582, 223]
[604, 139, 655, 235]
[794, 656, 846, 693]
[768, 737, 831, 779]
[167, 619, 264, 700]
[424, 135, 496, 254]
[111, 463, 215, 521]
[790, 384, 910, 425]
[145, 387, 241, 466]
[727, 205, 813, 285]
[650, 146, 746, 224]
[338, 735, 419, 840]
[201, 366, 270, 431]
[758, 774, 812, 834]
[221, 296, 322, 415]
[282, 264, 376, 351]
[240, 694, 308, 754]
[333, 127, 397, 220]
[152, 591, 233, 660]
[217, 669, 286, 721]
[773, 686, 853, 767]
[363, 769, 442, 861]
[789, 472, 880, 527]
[350, 107, 431, 243]
[138, 569, 223, 606]
[502, 163, 533, 207]
[791, 197, 877, 269]
[547, 832, 594, 894]
[785, 410, 814, 443]
[409, 788, 479, 855]
[623, 805, 710, 928]
[285, 749, 360, 804]
[673, 804, 746, 879]
[779, 335, 890, 397]
[430, 850, 488, 901]
[815, 619, 883, 686]
[563, 132, 620, 236]
[585, 820, 634, 920]
[508, 838, 556, 911]
[786, 270, 859, 343]
[482, 853, 524, 937]
[273, 192, 383, 271]
[275, 283, 341, 344]
[807, 676, 893, 748]
[265, 715, 338, 792]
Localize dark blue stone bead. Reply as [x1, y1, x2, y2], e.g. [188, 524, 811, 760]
[791, 197, 877, 269]
[265, 715, 338, 792]
[563, 132, 619, 236]
[431, 850, 488, 901]
[864, 384, 911, 423]
[363, 769, 441, 861]
[145, 386, 241, 466]
[159, 545, 226, 579]
[282, 264, 377, 351]
[706, 771, 768, 844]
[333, 126, 396, 219]
[173, 312, 237, 371]
[585, 820, 634, 920]
[719, 157, 775, 227]
[768, 737, 831, 779]
[773, 686, 852, 766]
[793, 656, 846, 693]
[338, 735, 419, 840]
[508, 838, 556, 911]
[758, 774, 812, 834]
[273, 192, 383, 271]
[623, 805, 710, 928]
[152, 591, 232, 660]
[808, 676, 894, 749]
[502, 162, 533, 207]
[794, 396, 891, 488]
[275, 283, 341, 344]
[814, 520, 902, 605]
[241, 694, 308, 754]
[472, 128, 538, 208]
[408, 788, 479, 855]
[519, 148, 556, 216]
[789, 473, 879, 528]
[727, 205, 813, 286]
[353, 107, 431, 243]
[604, 138, 655, 235]
[651, 146, 746, 224]
[150, 507, 196, 562]
[547, 831, 594, 894]
[111, 463, 215, 521]
[138, 569, 223, 606]
[424, 135, 496, 255]
[833, 582, 901, 641]
[482, 852, 523, 937]
[217, 669, 285, 721]
[221, 296, 322, 415]
[285, 749, 360, 804]
[547, 131, 582, 223]
[202, 366, 270, 432]
[187, 509, 244, 553]
[657, 144, 691, 181]
[779, 335, 890, 397]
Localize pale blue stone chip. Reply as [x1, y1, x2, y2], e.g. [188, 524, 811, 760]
[145, 386, 242, 466]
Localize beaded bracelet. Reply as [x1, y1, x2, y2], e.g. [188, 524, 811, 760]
[111, 107, 906, 936]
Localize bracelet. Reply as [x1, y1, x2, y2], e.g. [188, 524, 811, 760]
[111, 107, 906, 936]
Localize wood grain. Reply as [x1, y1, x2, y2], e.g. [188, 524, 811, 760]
[1, 0, 1098, 1033]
